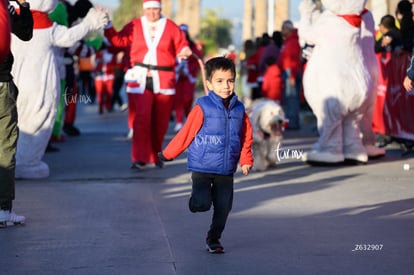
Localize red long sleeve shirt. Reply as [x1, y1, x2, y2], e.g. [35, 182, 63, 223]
[0, 0, 10, 62]
[163, 104, 254, 167]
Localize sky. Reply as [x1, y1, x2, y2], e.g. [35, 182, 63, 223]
[95, 0, 302, 22]
[93, 0, 302, 47]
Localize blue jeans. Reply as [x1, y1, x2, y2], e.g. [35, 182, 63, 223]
[282, 69, 302, 129]
[189, 172, 234, 240]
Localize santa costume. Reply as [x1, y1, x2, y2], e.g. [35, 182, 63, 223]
[104, 0, 190, 168]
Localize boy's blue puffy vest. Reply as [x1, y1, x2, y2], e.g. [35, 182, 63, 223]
[188, 92, 245, 175]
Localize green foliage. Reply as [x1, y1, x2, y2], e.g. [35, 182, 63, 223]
[112, 0, 142, 30]
[199, 9, 233, 56]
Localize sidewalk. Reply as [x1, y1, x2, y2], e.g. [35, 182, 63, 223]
[1, 101, 413, 275]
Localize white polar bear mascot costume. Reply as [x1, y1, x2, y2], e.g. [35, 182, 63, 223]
[11, 0, 108, 179]
[298, 0, 372, 165]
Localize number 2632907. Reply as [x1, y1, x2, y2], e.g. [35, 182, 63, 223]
[352, 244, 383, 251]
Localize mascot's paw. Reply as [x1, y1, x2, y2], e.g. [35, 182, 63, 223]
[83, 8, 109, 31]
[365, 145, 386, 159]
[302, 150, 344, 166]
[299, 0, 316, 17]
[15, 161, 50, 179]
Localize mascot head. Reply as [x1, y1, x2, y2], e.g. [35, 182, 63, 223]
[26, 0, 59, 13]
[321, 0, 367, 15]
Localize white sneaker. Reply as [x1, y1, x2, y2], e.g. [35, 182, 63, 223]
[174, 123, 183, 132]
[119, 104, 128, 112]
[0, 210, 26, 228]
[127, 129, 133, 140]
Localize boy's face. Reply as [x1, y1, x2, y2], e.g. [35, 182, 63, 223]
[207, 69, 235, 99]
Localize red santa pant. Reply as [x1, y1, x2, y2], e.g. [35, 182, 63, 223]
[130, 90, 174, 163]
[94, 79, 114, 112]
[174, 78, 195, 124]
[127, 93, 136, 130]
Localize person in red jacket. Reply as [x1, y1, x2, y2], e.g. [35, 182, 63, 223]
[94, 42, 118, 114]
[278, 20, 302, 129]
[104, 0, 192, 169]
[261, 56, 283, 102]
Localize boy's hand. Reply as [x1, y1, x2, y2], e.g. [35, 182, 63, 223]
[241, 164, 252, 175]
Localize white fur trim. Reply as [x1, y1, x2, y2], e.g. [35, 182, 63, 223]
[143, 1, 161, 9]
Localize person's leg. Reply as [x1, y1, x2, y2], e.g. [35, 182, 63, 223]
[126, 93, 135, 139]
[104, 79, 114, 112]
[111, 68, 124, 108]
[174, 80, 185, 130]
[189, 172, 213, 213]
[94, 79, 104, 114]
[63, 80, 81, 136]
[0, 82, 17, 212]
[282, 70, 301, 129]
[183, 82, 195, 118]
[131, 91, 153, 164]
[150, 93, 174, 164]
[51, 79, 66, 140]
[207, 174, 234, 241]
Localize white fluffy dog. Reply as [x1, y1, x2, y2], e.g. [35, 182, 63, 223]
[248, 99, 286, 171]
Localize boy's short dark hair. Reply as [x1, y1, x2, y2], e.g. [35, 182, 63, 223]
[380, 14, 397, 30]
[205, 57, 236, 81]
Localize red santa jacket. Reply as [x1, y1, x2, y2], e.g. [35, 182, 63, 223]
[278, 29, 302, 81]
[262, 64, 283, 102]
[105, 16, 189, 94]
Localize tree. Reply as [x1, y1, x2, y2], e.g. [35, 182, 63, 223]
[198, 9, 233, 56]
[112, 0, 142, 30]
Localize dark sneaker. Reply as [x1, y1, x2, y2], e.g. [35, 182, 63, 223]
[206, 238, 224, 254]
[155, 160, 164, 168]
[131, 162, 147, 170]
[63, 124, 81, 136]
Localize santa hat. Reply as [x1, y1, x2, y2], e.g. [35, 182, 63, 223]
[143, 0, 162, 9]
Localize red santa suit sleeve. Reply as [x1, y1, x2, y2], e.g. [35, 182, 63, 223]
[163, 105, 254, 167]
[0, 0, 11, 62]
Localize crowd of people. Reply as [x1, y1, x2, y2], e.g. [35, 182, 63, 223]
[238, 0, 414, 144]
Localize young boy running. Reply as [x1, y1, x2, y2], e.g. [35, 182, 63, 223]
[159, 57, 254, 253]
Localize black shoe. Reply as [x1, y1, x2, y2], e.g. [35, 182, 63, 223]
[63, 124, 81, 136]
[206, 238, 224, 253]
[155, 160, 164, 168]
[45, 143, 60, 153]
[131, 162, 147, 170]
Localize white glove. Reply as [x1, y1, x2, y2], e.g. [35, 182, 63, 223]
[83, 8, 109, 31]
[299, 0, 316, 18]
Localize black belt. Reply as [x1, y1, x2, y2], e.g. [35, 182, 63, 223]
[135, 62, 174, 72]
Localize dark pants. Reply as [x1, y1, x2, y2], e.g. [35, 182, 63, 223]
[0, 82, 18, 211]
[190, 172, 234, 240]
[282, 69, 302, 129]
[111, 68, 124, 108]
